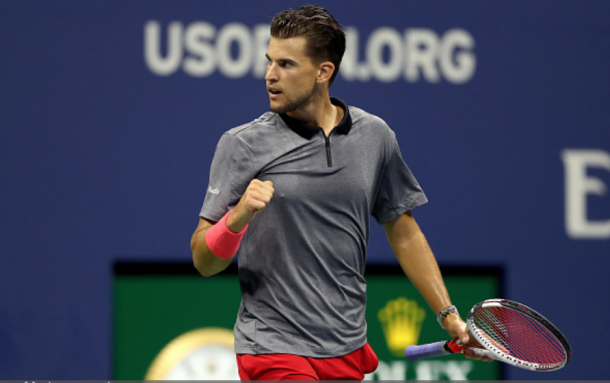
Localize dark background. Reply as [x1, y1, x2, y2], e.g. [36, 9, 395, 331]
[1, 0, 608, 380]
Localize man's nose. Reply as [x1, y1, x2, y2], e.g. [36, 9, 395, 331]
[265, 63, 278, 82]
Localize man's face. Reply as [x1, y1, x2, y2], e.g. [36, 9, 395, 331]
[265, 36, 319, 114]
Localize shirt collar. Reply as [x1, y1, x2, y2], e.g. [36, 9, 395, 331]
[279, 97, 352, 140]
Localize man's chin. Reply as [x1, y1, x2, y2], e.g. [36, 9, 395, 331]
[269, 92, 312, 114]
[270, 102, 291, 114]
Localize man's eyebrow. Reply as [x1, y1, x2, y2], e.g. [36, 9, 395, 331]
[266, 54, 297, 65]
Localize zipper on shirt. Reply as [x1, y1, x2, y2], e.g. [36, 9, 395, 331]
[324, 135, 333, 167]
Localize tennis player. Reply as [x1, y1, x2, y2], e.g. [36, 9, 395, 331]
[191, 5, 488, 380]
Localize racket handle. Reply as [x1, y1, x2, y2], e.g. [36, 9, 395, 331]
[405, 341, 450, 361]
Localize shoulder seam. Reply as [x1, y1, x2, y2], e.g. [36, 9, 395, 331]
[229, 112, 278, 136]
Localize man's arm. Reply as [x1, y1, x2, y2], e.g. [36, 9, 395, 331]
[383, 211, 468, 341]
[191, 179, 274, 277]
[384, 211, 493, 361]
[191, 217, 233, 277]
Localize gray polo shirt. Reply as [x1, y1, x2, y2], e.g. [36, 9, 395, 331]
[200, 97, 427, 358]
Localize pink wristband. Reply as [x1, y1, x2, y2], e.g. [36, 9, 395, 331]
[205, 210, 248, 259]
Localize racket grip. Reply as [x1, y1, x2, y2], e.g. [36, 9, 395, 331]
[405, 341, 450, 361]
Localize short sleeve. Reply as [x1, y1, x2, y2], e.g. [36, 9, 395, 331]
[371, 132, 428, 224]
[200, 133, 256, 222]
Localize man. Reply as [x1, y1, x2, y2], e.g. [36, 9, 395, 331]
[191, 5, 488, 380]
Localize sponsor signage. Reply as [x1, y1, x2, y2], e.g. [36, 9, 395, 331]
[144, 21, 476, 84]
[113, 263, 501, 380]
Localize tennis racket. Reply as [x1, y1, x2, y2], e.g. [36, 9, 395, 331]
[405, 299, 571, 372]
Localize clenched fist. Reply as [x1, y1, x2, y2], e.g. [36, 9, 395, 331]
[227, 179, 274, 232]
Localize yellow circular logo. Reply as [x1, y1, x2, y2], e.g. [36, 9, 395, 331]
[145, 327, 239, 380]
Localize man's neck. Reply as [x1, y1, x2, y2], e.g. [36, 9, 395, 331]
[287, 93, 343, 137]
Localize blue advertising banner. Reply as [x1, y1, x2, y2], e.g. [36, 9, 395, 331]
[1, 0, 609, 380]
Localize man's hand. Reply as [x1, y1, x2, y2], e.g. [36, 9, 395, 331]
[227, 179, 274, 232]
[444, 313, 494, 362]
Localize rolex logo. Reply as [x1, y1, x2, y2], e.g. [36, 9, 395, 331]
[378, 297, 426, 357]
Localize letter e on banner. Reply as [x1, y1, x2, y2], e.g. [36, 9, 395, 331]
[561, 149, 610, 239]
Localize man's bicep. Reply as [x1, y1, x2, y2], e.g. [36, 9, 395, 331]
[201, 134, 256, 221]
[191, 217, 234, 277]
[197, 216, 215, 231]
[372, 131, 427, 223]
[192, 217, 215, 246]
[383, 211, 421, 245]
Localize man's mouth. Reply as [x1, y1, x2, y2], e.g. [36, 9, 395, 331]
[268, 87, 283, 97]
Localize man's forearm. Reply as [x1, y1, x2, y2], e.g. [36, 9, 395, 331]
[395, 231, 451, 312]
[384, 213, 452, 314]
[191, 219, 233, 277]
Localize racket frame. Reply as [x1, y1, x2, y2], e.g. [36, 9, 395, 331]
[467, 299, 572, 372]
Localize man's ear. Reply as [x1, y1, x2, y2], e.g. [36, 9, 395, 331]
[317, 61, 336, 84]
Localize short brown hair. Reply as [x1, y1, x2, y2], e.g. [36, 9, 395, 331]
[270, 5, 346, 86]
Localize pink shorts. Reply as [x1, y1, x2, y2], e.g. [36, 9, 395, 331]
[236, 342, 379, 380]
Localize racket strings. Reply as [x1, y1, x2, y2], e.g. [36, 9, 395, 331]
[473, 307, 566, 366]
